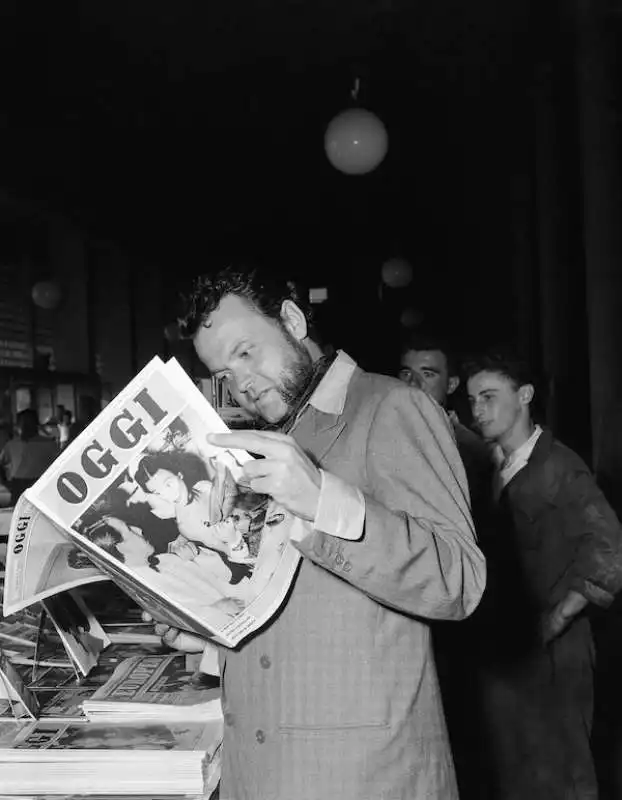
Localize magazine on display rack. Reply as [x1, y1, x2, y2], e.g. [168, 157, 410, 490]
[3, 356, 304, 648]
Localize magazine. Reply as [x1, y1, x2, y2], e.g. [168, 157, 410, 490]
[3, 495, 107, 612]
[0, 718, 222, 796]
[4, 356, 304, 647]
[82, 652, 221, 723]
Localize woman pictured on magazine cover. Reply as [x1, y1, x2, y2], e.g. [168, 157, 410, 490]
[86, 468, 181, 557]
[134, 451, 252, 561]
[80, 515, 252, 622]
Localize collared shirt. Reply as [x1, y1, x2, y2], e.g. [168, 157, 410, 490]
[494, 424, 543, 498]
[290, 351, 365, 543]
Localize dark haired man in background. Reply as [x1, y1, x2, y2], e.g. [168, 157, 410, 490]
[156, 266, 486, 800]
[466, 351, 622, 800]
[399, 333, 492, 515]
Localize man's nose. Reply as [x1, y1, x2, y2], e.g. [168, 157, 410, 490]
[231, 368, 253, 395]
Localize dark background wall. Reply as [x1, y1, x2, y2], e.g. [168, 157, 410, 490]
[0, 0, 620, 467]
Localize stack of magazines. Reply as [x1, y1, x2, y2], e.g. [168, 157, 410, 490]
[0, 718, 222, 796]
[81, 652, 222, 723]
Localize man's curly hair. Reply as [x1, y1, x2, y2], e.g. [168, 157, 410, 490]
[177, 265, 314, 339]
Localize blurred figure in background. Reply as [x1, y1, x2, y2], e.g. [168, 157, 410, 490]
[0, 408, 58, 505]
[42, 403, 65, 441]
[465, 350, 622, 800]
[399, 332, 493, 515]
[58, 409, 73, 450]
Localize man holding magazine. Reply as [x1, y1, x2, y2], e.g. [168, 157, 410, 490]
[156, 266, 486, 800]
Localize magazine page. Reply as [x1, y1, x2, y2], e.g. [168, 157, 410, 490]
[86, 652, 220, 708]
[3, 495, 107, 617]
[42, 591, 111, 677]
[22, 356, 304, 647]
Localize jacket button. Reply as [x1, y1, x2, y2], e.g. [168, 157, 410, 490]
[255, 729, 266, 744]
[343, 561, 352, 572]
[259, 655, 271, 669]
[335, 553, 344, 565]
[224, 712, 235, 727]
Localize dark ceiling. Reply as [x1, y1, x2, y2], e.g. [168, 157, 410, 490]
[0, 0, 541, 271]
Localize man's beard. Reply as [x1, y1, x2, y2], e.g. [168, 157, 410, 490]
[275, 329, 315, 415]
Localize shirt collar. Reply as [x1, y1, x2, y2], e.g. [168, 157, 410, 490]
[493, 425, 542, 472]
[492, 425, 543, 498]
[308, 350, 357, 415]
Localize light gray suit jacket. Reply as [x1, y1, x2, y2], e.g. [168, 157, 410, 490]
[218, 354, 486, 800]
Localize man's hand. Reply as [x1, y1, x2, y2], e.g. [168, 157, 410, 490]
[141, 611, 208, 653]
[207, 430, 321, 522]
[541, 590, 589, 645]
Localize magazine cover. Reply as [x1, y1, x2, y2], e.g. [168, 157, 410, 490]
[85, 652, 220, 709]
[6, 356, 305, 647]
[6, 718, 222, 754]
[3, 494, 107, 615]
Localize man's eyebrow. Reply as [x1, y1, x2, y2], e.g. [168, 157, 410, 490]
[209, 340, 246, 376]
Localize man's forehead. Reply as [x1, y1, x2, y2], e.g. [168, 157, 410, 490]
[402, 349, 447, 371]
[468, 371, 514, 392]
[194, 295, 266, 364]
[203, 294, 263, 330]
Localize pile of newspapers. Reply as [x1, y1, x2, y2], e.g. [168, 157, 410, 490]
[0, 717, 222, 796]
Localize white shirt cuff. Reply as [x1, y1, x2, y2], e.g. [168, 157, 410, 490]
[311, 469, 365, 541]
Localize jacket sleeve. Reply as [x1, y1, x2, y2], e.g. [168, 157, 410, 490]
[560, 469, 622, 608]
[294, 385, 487, 621]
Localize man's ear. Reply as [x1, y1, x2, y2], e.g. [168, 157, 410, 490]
[518, 383, 534, 406]
[280, 300, 308, 342]
[447, 376, 460, 396]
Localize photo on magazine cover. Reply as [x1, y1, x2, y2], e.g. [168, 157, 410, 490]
[67, 407, 290, 635]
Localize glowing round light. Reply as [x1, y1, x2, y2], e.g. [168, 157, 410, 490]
[324, 108, 388, 175]
[381, 258, 413, 288]
[32, 281, 62, 310]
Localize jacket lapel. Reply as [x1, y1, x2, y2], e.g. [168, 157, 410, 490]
[291, 406, 346, 466]
[503, 430, 555, 510]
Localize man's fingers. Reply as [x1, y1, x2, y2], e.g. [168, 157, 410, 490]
[246, 477, 272, 496]
[162, 627, 182, 647]
[154, 622, 172, 637]
[242, 459, 277, 480]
